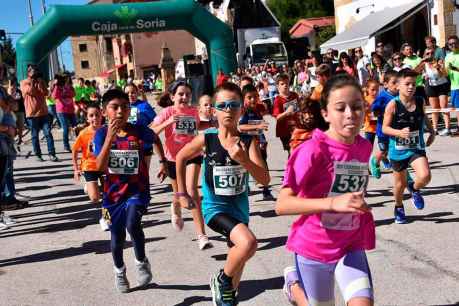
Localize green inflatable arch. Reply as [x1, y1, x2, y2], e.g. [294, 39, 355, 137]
[16, 0, 236, 84]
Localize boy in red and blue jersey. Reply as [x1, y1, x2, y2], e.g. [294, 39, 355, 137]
[93, 89, 167, 293]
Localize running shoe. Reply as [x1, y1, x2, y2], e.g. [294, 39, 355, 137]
[114, 266, 130, 293]
[0, 221, 9, 231]
[438, 128, 451, 136]
[283, 266, 299, 305]
[49, 155, 59, 162]
[382, 159, 392, 170]
[170, 203, 184, 232]
[99, 217, 110, 232]
[407, 182, 425, 210]
[369, 156, 381, 179]
[394, 206, 407, 224]
[198, 234, 213, 250]
[210, 271, 236, 306]
[36, 155, 45, 162]
[262, 188, 275, 201]
[136, 257, 152, 287]
[0, 213, 16, 225]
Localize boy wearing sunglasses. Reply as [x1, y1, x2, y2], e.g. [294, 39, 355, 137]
[175, 82, 270, 306]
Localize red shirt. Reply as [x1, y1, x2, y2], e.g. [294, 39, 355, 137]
[272, 92, 299, 138]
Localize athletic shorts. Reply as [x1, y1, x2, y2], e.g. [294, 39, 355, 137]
[83, 171, 104, 182]
[207, 213, 247, 248]
[166, 155, 203, 180]
[451, 89, 459, 108]
[144, 147, 153, 157]
[377, 138, 389, 152]
[415, 86, 426, 101]
[425, 83, 449, 98]
[102, 201, 147, 232]
[280, 136, 291, 152]
[295, 251, 373, 305]
[390, 151, 426, 172]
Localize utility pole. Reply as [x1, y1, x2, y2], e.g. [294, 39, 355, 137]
[40, 0, 60, 75]
[27, 0, 34, 26]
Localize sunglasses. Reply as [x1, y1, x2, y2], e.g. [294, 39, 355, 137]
[448, 42, 457, 46]
[215, 100, 241, 111]
[393, 57, 401, 60]
[355, 49, 362, 53]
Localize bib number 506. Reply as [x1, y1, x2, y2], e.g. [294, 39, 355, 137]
[110, 157, 136, 168]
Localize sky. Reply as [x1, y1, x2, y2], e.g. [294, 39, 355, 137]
[1, 0, 88, 72]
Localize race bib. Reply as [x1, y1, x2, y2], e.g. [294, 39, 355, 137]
[246, 120, 263, 135]
[175, 115, 197, 136]
[283, 100, 299, 112]
[108, 150, 139, 175]
[213, 165, 247, 196]
[322, 161, 368, 231]
[395, 130, 420, 150]
[128, 107, 138, 124]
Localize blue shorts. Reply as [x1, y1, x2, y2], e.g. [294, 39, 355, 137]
[451, 89, 459, 108]
[102, 200, 147, 231]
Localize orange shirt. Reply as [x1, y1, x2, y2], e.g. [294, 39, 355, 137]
[72, 126, 98, 171]
[290, 128, 313, 151]
[363, 94, 377, 133]
[310, 84, 323, 102]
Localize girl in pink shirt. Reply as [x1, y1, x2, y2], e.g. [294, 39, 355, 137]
[276, 74, 375, 306]
[152, 81, 212, 250]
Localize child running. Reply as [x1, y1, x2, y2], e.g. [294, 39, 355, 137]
[72, 103, 108, 230]
[370, 70, 399, 178]
[289, 98, 328, 151]
[175, 82, 270, 306]
[362, 79, 379, 146]
[198, 94, 217, 131]
[93, 89, 167, 293]
[382, 69, 435, 224]
[152, 81, 212, 250]
[238, 84, 274, 201]
[276, 74, 375, 306]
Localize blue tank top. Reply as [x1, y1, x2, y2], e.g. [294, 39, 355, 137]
[388, 96, 425, 161]
[201, 128, 253, 224]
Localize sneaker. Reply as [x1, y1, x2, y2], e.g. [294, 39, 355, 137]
[49, 155, 59, 162]
[64, 147, 72, 153]
[210, 271, 236, 306]
[369, 156, 381, 179]
[438, 128, 451, 136]
[406, 172, 414, 185]
[99, 217, 110, 232]
[0, 213, 16, 225]
[15, 193, 31, 201]
[0, 221, 9, 231]
[262, 189, 275, 201]
[36, 155, 45, 162]
[407, 182, 425, 210]
[394, 206, 407, 224]
[114, 266, 130, 293]
[136, 258, 152, 287]
[382, 159, 392, 170]
[170, 203, 184, 232]
[83, 184, 88, 195]
[198, 234, 213, 250]
[283, 266, 299, 305]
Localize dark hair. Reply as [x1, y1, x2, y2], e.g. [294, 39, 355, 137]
[365, 79, 379, 88]
[125, 83, 138, 91]
[168, 80, 192, 95]
[338, 52, 354, 68]
[78, 77, 84, 82]
[101, 89, 129, 108]
[158, 92, 174, 108]
[241, 84, 257, 98]
[214, 82, 242, 101]
[384, 70, 399, 83]
[86, 102, 101, 112]
[448, 35, 459, 41]
[297, 98, 328, 131]
[84, 80, 91, 86]
[316, 64, 331, 77]
[240, 75, 254, 85]
[425, 35, 436, 43]
[320, 74, 363, 110]
[275, 73, 290, 85]
[398, 68, 418, 79]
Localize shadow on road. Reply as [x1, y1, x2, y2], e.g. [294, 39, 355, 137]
[375, 212, 458, 227]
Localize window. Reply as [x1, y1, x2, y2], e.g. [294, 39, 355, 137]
[79, 43, 88, 52]
[105, 38, 113, 52]
[81, 60, 90, 69]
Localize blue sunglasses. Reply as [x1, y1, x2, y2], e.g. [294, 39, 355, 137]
[214, 100, 241, 111]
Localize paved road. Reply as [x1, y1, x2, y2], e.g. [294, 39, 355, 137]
[0, 118, 458, 306]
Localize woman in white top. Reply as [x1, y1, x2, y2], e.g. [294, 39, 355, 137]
[422, 48, 451, 135]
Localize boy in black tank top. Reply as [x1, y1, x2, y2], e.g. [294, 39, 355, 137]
[382, 69, 435, 224]
[175, 83, 270, 306]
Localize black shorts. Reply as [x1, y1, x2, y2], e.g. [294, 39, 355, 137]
[390, 151, 427, 172]
[377, 138, 389, 152]
[280, 136, 291, 152]
[83, 171, 104, 182]
[415, 86, 426, 101]
[207, 213, 247, 248]
[144, 148, 153, 156]
[425, 83, 449, 98]
[166, 156, 203, 180]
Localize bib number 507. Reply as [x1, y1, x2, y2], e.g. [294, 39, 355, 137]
[217, 174, 244, 188]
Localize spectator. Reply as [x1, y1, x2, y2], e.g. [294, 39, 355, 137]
[336, 52, 357, 77]
[355, 47, 371, 86]
[425, 36, 446, 62]
[7, 79, 26, 146]
[401, 43, 426, 98]
[370, 53, 390, 85]
[390, 52, 409, 72]
[444, 35, 459, 133]
[52, 74, 76, 152]
[20, 64, 58, 162]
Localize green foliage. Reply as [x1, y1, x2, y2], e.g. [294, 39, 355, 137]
[316, 25, 336, 47]
[266, 0, 334, 41]
[1, 37, 15, 67]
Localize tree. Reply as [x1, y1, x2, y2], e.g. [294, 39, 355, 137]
[316, 25, 336, 47]
[266, 0, 334, 40]
[1, 37, 16, 67]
